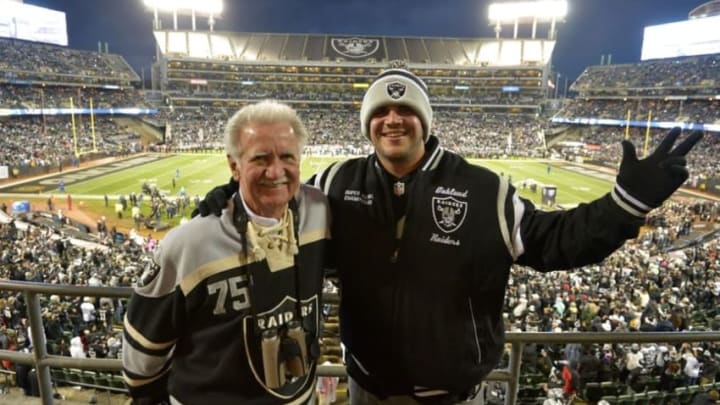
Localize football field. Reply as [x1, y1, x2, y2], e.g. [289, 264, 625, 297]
[0, 153, 616, 232]
[53, 154, 611, 205]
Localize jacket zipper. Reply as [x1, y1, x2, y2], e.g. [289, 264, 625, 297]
[390, 216, 406, 263]
[376, 161, 411, 373]
[468, 298, 482, 365]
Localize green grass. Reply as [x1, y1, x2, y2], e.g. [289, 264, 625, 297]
[473, 159, 613, 207]
[14, 153, 615, 233]
[66, 154, 230, 199]
[64, 154, 346, 200]
[66, 155, 613, 206]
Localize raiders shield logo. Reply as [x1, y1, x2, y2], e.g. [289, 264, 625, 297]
[252, 295, 318, 332]
[393, 181, 405, 196]
[330, 37, 380, 58]
[387, 82, 406, 99]
[138, 260, 161, 287]
[243, 295, 319, 395]
[432, 196, 467, 233]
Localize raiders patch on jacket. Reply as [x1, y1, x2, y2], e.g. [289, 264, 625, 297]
[138, 260, 161, 287]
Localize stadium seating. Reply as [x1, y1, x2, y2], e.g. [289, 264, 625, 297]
[601, 381, 627, 397]
[65, 368, 83, 385]
[50, 368, 65, 384]
[110, 374, 127, 391]
[94, 373, 111, 391]
[583, 381, 604, 402]
[675, 386, 693, 404]
[616, 393, 634, 405]
[632, 391, 649, 405]
[600, 394, 619, 404]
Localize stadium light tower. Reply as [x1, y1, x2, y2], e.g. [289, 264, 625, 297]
[488, 0, 568, 40]
[689, 0, 720, 19]
[142, 0, 223, 31]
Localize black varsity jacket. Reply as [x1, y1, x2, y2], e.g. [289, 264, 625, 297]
[311, 135, 644, 398]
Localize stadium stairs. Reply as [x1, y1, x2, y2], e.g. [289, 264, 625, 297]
[114, 117, 163, 145]
[545, 126, 586, 148]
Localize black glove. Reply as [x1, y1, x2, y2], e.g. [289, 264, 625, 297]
[614, 127, 703, 216]
[191, 177, 238, 217]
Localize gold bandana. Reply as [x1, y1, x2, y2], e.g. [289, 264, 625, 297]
[246, 209, 299, 272]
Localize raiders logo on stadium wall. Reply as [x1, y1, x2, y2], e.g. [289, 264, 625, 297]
[387, 82, 406, 99]
[432, 196, 467, 233]
[330, 37, 380, 59]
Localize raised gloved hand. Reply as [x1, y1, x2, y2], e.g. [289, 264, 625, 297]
[191, 177, 238, 217]
[613, 127, 703, 217]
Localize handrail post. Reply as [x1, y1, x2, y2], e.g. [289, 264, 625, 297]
[25, 291, 54, 405]
[505, 342, 524, 405]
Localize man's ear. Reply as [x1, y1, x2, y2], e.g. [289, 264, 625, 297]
[227, 155, 241, 181]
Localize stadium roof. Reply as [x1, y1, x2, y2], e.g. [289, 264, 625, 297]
[153, 30, 556, 67]
[690, 0, 720, 18]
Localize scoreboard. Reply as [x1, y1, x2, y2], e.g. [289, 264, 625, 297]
[0, 0, 68, 46]
[641, 15, 720, 60]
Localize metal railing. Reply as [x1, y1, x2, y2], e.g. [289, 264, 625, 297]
[1, 280, 719, 405]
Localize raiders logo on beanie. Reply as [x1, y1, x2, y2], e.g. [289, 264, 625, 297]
[360, 68, 432, 141]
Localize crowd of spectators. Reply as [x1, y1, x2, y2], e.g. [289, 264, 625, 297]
[2, 180, 720, 401]
[0, 38, 138, 85]
[0, 116, 142, 173]
[3, 33, 720, 402]
[556, 126, 720, 189]
[435, 111, 546, 158]
[557, 98, 719, 125]
[572, 54, 720, 93]
[165, 80, 543, 107]
[0, 38, 149, 180]
[0, 211, 150, 394]
[153, 107, 548, 158]
[0, 83, 148, 110]
[482, 199, 720, 404]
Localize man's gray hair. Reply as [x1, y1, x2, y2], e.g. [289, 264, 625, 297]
[224, 100, 308, 159]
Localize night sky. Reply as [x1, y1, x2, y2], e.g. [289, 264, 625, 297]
[23, 0, 710, 83]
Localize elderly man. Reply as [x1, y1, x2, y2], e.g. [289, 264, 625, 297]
[123, 100, 330, 405]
